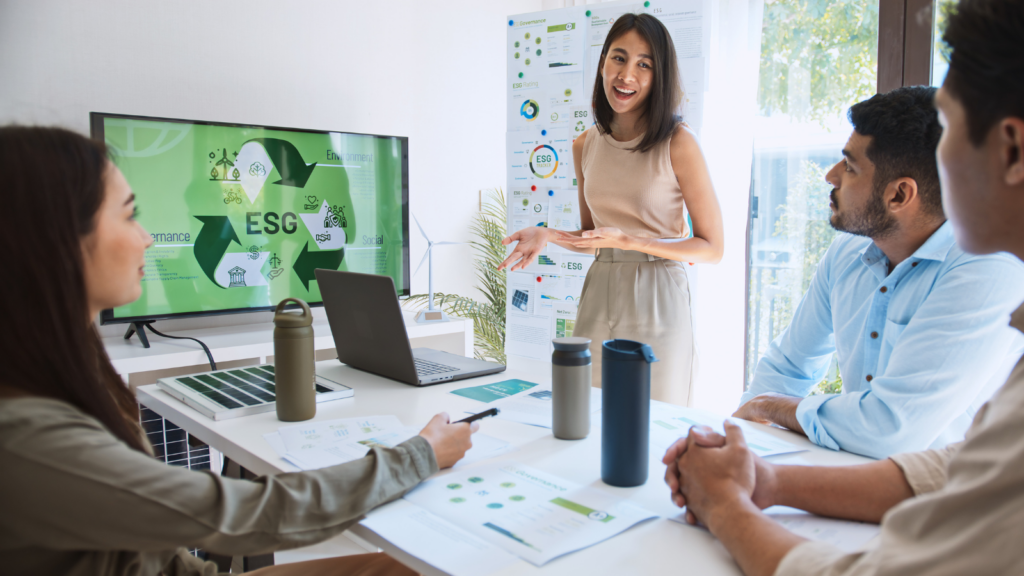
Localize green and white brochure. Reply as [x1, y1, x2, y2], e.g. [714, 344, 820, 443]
[403, 461, 657, 565]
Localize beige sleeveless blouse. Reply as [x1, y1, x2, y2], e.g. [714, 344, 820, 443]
[580, 127, 687, 239]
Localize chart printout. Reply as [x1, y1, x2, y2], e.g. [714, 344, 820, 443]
[403, 461, 657, 565]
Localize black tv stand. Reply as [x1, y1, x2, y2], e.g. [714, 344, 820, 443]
[124, 322, 152, 348]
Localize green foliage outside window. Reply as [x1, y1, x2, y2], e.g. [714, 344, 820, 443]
[765, 160, 843, 394]
[758, 0, 879, 124]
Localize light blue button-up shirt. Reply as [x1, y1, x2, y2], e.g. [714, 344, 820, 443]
[741, 222, 1024, 459]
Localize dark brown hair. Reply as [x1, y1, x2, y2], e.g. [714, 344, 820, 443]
[848, 86, 944, 218]
[591, 13, 682, 154]
[0, 126, 146, 453]
[941, 0, 1024, 146]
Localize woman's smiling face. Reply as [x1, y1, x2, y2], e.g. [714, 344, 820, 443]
[601, 29, 654, 119]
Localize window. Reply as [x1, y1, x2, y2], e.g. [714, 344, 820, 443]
[744, 0, 948, 393]
[932, 0, 956, 86]
[745, 0, 881, 392]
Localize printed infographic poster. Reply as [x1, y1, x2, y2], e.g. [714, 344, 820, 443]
[510, 187, 549, 231]
[403, 461, 657, 566]
[507, 128, 574, 187]
[508, 8, 587, 84]
[104, 118, 405, 320]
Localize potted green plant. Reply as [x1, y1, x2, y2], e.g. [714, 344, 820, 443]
[404, 188, 508, 364]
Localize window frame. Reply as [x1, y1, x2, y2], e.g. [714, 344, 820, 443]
[742, 0, 939, 387]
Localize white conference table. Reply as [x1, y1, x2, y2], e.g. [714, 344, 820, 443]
[137, 361, 873, 576]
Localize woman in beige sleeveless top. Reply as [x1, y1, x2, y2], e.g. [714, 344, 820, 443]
[499, 14, 723, 406]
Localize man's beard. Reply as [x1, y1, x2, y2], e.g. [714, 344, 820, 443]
[829, 184, 898, 239]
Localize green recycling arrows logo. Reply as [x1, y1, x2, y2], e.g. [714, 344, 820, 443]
[194, 138, 350, 291]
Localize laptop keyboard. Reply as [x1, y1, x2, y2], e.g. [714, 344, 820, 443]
[415, 358, 459, 376]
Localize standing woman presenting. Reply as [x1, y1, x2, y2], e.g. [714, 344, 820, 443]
[499, 14, 723, 406]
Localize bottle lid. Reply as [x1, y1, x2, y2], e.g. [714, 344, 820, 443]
[274, 297, 313, 328]
[553, 336, 591, 352]
[602, 339, 658, 363]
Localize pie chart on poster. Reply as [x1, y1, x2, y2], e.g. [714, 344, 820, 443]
[520, 99, 540, 121]
[529, 144, 558, 178]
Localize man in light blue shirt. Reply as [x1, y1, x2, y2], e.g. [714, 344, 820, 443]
[735, 87, 1024, 459]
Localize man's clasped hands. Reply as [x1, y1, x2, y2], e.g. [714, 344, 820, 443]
[662, 423, 778, 531]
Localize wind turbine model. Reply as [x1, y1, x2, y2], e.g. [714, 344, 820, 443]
[412, 214, 466, 323]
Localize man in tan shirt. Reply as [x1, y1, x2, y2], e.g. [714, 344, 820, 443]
[663, 0, 1024, 574]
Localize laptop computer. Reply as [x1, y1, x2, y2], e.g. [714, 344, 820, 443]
[315, 269, 506, 385]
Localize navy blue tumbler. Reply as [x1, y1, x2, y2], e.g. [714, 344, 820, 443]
[601, 339, 658, 487]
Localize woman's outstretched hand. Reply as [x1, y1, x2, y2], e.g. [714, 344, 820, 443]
[564, 227, 630, 250]
[418, 412, 479, 469]
[498, 227, 551, 271]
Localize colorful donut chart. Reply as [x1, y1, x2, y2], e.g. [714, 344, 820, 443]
[520, 99, 540, 121]
[529, 144, 558, 178]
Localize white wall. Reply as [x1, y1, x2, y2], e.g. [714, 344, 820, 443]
[0, 0, 542, 334]
[1, 0, 756, 416]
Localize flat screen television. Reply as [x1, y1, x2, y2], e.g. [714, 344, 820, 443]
[91, 112, 409, 325]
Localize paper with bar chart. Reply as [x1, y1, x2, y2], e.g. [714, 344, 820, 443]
[403, 461, 657, 565]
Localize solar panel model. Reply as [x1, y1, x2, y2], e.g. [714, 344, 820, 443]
[156, 365, 353, 420]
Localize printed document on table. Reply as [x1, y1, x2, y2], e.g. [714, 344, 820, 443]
[451, 379, 539, 403]
[403, 461, 657, 566]
[669, 506, 879, 553]
[360, 500, 519, 576]
[277, 416, 404, 453]
[284, 426, 513, 471]
[648, 402, 806, 458]
[484, 385, 601, 428]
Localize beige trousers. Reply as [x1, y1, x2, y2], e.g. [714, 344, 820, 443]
[573, 248, 697, 406]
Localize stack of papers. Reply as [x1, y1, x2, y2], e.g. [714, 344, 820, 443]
[469, 384, 601, 429]
[648, 403, 807, 458]
[395, 461, 657, 566]
[264, 416, 514, 471]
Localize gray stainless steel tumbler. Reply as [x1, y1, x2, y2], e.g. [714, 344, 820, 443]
[552, 337, 592, 440]
[601, 339, 658, 487]
[273, 298, 316, 422]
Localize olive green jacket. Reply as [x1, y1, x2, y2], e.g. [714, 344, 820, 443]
[0, 398, 437, 576]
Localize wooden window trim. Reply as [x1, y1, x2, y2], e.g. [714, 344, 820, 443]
[878, 0, 935, 92]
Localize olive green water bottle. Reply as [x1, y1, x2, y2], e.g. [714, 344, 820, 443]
[273, 298, 316, 422]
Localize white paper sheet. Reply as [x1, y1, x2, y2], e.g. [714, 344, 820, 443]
[510, 187, 550, 230]
[278, 415, 404, 453]
[360, 501, 519, 576]
[547, 188, 582, 231]
[403, 461, 657, 566]
[648, 403, 807, 458]
[668, 506, 880, 553]
[284, 426, 514, 471]
[550, 300, 579, 340]
[507, 129, 575, 187]
[263, 431, 288, 458]
[484, 385, 601, 428]
[506, 271, 556, 360]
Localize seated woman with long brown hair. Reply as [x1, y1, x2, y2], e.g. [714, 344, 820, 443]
[0, 126, 478, 575]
